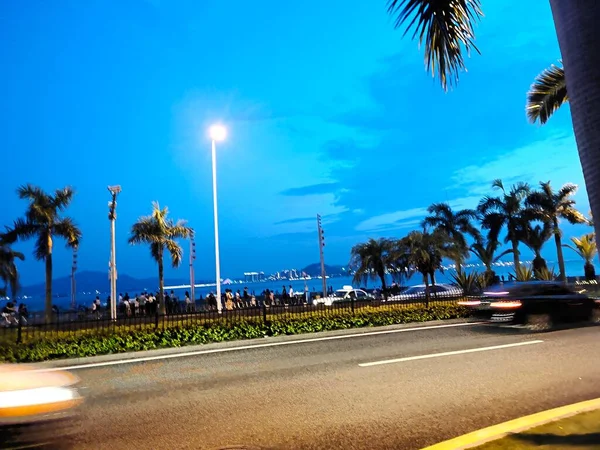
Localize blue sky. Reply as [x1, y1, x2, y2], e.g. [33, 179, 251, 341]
[1, 1, 591, 285]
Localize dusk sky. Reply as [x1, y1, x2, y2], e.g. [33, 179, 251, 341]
[1, 1, 591, 285]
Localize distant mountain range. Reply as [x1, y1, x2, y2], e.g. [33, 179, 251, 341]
[21, 271, 210, 297]
[21, 264, 348, 296]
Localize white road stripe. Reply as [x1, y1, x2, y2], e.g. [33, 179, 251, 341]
[358, 340, 544, 367]
[35, 321, 484, 372]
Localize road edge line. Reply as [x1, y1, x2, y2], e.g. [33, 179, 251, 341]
[32, 320, 483, 372]
[421, 397, 600, 450]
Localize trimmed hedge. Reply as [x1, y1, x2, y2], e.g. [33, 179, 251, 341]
[0, 304, 469, 363]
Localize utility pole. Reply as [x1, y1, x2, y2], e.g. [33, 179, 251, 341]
[108, 185, 121, 321]
[317, 214, 327, 297]
[189, 230, 196, 305]
[71, 245, 78, 310]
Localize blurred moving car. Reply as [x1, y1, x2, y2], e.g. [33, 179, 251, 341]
[458, 281, 600, 330]
[389, 283, 463, 301]
[313, 285, 373, 306]
[0, 365, 83, 449]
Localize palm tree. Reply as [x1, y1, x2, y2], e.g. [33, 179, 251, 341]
[422, 202, 480, 267]
[129, 202, 192, 314]
[526, 62, 567, 125]
[4, 185, 81, 322]
[519, 222, 553, 272]
[470, 236, 513, 282]
[478, 179, 529, 272]
[349, 238, 393, 296]
[0, 239, 25, 298]
[386, 1, 600, 276]
[526, 181, 586, 281]
[564, 234, 597, 280]
[396, 230, 458, 307]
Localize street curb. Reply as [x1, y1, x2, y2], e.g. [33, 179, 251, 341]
[24, 318, 477, 369]
[421, 397, 600, 449]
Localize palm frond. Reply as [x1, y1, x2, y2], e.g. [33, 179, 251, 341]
[526, 62, 567, 125]
[54, 217, 82, 248]
[52, 186, 76, 211]
[17, 184, 50, 203]
[34, 232, 50, 260]
[492, 248, 514, 264]
[511, 182, 530, 197]
[387, 0, 483, 91]
[562, 208, 586, 225]
[426, 202, 452, 215]
[491, 179, 504, 192]
[557, 183, 578, 200]
[477, 196, 503, 214]
[564, 234, 597, 263]
[9, 218, 41, 241]
[129, 217, 162, 245]
[131, 202, 189, 269]
[165, 239, 183, 268]
[168, 223, 192, 240]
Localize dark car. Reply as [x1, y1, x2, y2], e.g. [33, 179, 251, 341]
[459, 281, 600, 330]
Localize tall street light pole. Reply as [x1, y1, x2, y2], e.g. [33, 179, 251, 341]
[209, 124, 226, 313]
[108, 185, 121, 320]
[71, 245, 78, 310]
[189, 229, 196, 305]
[317, 214, 327, 298]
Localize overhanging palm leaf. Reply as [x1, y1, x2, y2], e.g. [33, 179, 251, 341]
[387, 0, 483, 91]
[526, 62, 567, 125]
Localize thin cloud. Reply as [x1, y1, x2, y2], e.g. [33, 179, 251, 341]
[279, 182, 340, 197]
[274, 216, 316, 225]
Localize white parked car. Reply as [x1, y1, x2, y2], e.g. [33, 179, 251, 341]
[313, 286, 372, 306]
[389, 283, 463, 301]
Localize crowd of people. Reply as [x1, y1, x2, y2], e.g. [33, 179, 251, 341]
[1, 301, 28, 326]
[84, 284, 316, 318]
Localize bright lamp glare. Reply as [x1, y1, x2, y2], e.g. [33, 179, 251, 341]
[209, 125, 227, 142]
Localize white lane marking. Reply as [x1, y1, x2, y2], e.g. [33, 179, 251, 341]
[358, 340, 544, 367]
[35, 321, 484, 372]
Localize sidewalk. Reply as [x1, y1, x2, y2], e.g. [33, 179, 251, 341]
[475, 408, 600, 449]
[424, 398, 600, 450]
[26, 318, 477, 370]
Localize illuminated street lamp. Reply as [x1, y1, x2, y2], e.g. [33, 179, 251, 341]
[209, 125, 226, 313]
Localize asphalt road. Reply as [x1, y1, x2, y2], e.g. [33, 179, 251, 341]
[64, 321, 600, 450]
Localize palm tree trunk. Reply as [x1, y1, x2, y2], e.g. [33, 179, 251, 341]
[423, 273, 430, 308]
[430, 271, 438, 300]
[378, 271, 388, 300]
[553, 221, 567, 282]
[158, 256, 165, 315]
[550, 0, 600, 252]
[511, 239, 520, 271]
[45, 253, 53, 323]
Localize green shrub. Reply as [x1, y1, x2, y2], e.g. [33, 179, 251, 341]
[0, 304, 469, 363]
